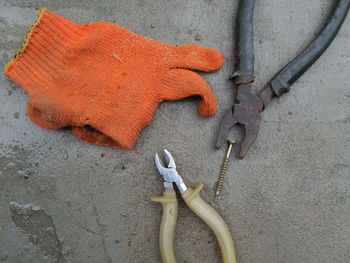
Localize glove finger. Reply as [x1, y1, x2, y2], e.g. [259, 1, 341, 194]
[166, 45, 225, 72]
[162, 69, 218, 117]
[71, 126, 125, 148]
[27, 103, 62, 130]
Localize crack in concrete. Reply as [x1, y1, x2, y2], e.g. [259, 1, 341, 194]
[90, 194, 112, 263]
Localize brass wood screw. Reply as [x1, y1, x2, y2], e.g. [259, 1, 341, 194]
[215, 140, 236, 196]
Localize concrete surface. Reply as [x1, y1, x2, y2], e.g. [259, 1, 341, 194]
[0, 0, 349, 262]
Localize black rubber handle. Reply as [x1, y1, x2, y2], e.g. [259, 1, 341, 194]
[234, 0, 256, 84]
[269, 0, 350, 96]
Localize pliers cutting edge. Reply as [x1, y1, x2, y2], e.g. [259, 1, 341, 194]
[150, 150, 237, 263]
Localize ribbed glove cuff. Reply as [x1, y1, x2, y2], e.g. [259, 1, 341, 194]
[4, 9, 83, 89]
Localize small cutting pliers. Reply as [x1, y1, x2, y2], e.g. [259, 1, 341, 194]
[150, 150, 236, 263]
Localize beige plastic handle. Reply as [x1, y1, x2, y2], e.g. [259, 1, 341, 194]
[150, 190, 178, 263]
[182, 184, 237, 263]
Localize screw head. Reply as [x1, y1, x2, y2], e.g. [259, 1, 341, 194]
[227, 140, 236, 145]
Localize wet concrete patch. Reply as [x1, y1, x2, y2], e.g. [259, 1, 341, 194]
[9, 202, 63, 263]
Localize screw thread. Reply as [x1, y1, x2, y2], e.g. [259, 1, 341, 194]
[216, 158, 229, 195]
[215, 140, 235, 196]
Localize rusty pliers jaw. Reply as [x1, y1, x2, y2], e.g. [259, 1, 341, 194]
[216, 83, 264, 159]
[155, 149, 187, 193]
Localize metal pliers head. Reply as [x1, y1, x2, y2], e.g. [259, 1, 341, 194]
[216, 83, 266, 159]
[155, 149, 187, 193]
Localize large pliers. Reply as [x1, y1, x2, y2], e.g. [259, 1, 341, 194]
[150, 150, 236, 263]
[217, 0, 350, 159]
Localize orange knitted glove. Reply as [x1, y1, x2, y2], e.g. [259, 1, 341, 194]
[4, 9, 224, 149]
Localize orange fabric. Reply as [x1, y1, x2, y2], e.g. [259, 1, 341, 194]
[4, 9, 224, 149]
